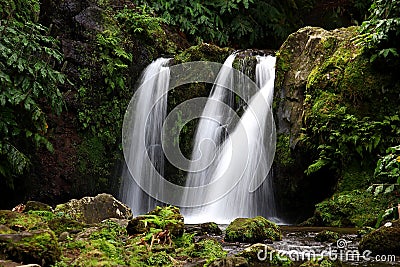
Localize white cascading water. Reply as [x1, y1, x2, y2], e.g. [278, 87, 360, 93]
[120, 57, 171, 216]
[184, 55, 277, 224]
[181, 54, 237, 208]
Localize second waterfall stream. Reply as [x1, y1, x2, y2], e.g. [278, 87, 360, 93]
[182, 55, 278, 223]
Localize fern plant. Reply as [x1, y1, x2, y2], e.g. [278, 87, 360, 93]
[360, 0, 400, 61]
[0, 0, 65, 187]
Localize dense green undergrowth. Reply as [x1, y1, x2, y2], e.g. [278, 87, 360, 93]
[0, 0, 65, 188]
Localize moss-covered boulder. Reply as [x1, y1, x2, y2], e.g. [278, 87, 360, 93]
[314, 230, 340, 242]
[273, 25, 400, 222]
[359, 219, 400, 255]
[303, 189, 396, 227]
[127, 206, 184, 237]
[237, 243, 292, 266]
[225, 216, 282, 243]
[208, 256, 248, 267]
[0, 230, 60, 266]
[54, 193, 132, 224]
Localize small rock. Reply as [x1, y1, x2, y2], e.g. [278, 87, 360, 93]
[314, 230, 340, 242]
[200, 222, 222, 235]
[59, 231, 69, 241]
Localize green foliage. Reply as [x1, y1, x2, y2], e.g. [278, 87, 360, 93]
[115, 5, 164, 35]
[374, 145, 400, 183]
[146, 251, 172, 266]
[275, 134, 295, 167]
[135, 0, 315, 47]
[305, 114, 400, 176]
[0, 0, 65, 187]
[360, 0, 400, 61]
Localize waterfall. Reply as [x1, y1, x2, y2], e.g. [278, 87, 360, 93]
[184, 55, 277, 224]
[181, 54, 237, 209]
[120, 57, 171, 216]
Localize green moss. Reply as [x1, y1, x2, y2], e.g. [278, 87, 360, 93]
[338, 161, 374, 192]
[359, 219, 400, 255]
[225, 216, 282, 243]
[174, 43, 232, 63]
[312, 189, 397, 227]
[0, 210, 48, 231]
[146, 251, 172, 266]
[48, 217, 86, 236]
[238, 244, 292, 266]
[187, 239, 227, 261]
[0, 229, 60, 266]
[314, 230, 340, 242]
[276, 134, 295, 167]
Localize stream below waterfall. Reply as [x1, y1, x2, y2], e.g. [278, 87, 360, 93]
[186, 225, 400, 266]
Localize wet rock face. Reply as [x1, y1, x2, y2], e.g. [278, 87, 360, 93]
[225, 216, 282, 243]
[272, 27, 360, 222]
[359, 219, 400, 256]
[54, 193, 133, 224]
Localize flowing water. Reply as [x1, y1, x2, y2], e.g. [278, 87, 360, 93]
[181, 54, 237, 209]
[219, 226, 400, 266]
[184, 55, 278, 224]
[120, 57, 171, 215]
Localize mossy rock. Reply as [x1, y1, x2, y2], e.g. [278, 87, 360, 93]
[307, 189, 396, 227]
[54, 193, 133, 224]
[174, 43, 233, 64]
[24, 201, 53, 213]
[47, 217, 86, 236]
[187, 238, 227, 260]
[237, 243, 292, 266]
[0, 230, 60, 266]
[127, 206, 184, 237]
[225, 216, 282, 243]
[299, 257, 342, 267]
[200, 222, 222, 235]
[359, 219, 400, 256]
[0, 210, 48, 232]
[314, 230, 340, 242]
[208, 256, 248, 267]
